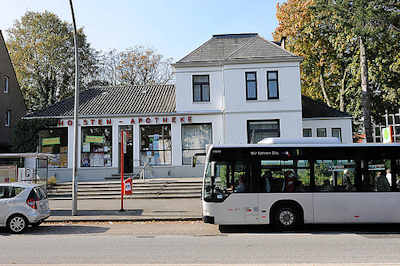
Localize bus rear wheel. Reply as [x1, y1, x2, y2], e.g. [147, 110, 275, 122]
[273, 205, 300, 231]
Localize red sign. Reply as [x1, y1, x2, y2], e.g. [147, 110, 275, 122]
[58, 116, 192, 127]
[124, 178, 133, 195]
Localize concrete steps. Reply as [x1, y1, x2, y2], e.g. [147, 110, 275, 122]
[48, 179, 202, 200]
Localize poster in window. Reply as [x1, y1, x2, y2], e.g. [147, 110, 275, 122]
[86, 136, 104, 143]
[82, 143, 90, 152]
[42, 137, 60, 146]
[90, 153, 104, 167]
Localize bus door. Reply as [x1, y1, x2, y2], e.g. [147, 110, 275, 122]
[213, 161, 259, 225]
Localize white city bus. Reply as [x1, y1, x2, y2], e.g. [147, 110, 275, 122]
[200, 139, 400, 230]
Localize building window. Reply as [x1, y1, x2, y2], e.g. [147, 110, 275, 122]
[4, 110, 10, 127]
[4, 76, 8, 93]
[332, 128, 342, 142]
[81, 126, 113, 167]
[39, 128, 68, 168]
[317, 128, 327, 137]
[182, 123, 212, 165]
[193, 75, 210, 102]
[303, 128, 312, 137]
[245, 72, 257, 100]
[140, 124, 171, 165]
[267, 71, 279, 99]
[247, 120, 280, 144]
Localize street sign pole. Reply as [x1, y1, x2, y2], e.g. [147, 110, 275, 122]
[69, 0, 79, 216]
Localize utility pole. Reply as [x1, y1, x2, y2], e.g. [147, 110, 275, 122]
[69, 0, 79, 216]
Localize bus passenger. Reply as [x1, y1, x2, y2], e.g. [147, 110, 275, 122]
[236, 175, 246, 193]
[262, 171, 272, 192]
[343, 169, 354, 192]
[386, 169, 392, 186]
[284, 171, 297, 192]
[376, 171, 390, 192]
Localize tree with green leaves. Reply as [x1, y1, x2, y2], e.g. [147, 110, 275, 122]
[274, 0, 400, 141]
[312, 0, 400, 142]
[6, 11, 98, 112]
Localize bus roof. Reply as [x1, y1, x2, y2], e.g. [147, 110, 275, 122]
[258, 137, 340, 145]
[208, 142, 400, 149]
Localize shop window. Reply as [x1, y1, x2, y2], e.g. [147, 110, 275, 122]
[81, 126, 112, 167]
[303, 128, 312, 137]
[267, 71, 279, 99]
[247, 120, 280, 144]
[182, 123, 212, 165]
[317, 128, 327, 137]
[245, 72, 257, 100]
[39, 128, 68, 168]
[193, 75, 210, 102]
[332, 128, 342, 142]
[314, 160, 357, 192]
[140, 124, 171, 165]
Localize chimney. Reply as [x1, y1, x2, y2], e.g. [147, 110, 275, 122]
[280, 36, 286, 50]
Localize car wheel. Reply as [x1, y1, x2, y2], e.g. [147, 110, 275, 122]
[273, 205, 300, 231]
[7, 215, 28, 233]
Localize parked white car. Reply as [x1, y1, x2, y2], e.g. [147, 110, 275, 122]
[0, 183, 50, 233]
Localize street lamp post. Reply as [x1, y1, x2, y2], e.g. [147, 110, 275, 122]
[69, 0, 79, 216]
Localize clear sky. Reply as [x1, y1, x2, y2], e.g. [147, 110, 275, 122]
[0, 0, 286, 62]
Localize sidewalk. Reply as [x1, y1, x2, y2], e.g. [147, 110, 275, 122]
[46, 198, 202, 223]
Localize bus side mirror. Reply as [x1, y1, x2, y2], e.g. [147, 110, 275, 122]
[192, 156, 197, 168]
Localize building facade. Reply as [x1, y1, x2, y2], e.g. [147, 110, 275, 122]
[0, 30, 26, 152]
[26, 33, 352, 181]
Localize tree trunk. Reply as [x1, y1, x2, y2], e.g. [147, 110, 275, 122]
[360, 36, 373, 143]
[319, 66, 331, 107]
[339, 67, 347, 112]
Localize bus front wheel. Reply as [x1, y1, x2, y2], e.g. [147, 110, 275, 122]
[273, 205, 301, 231]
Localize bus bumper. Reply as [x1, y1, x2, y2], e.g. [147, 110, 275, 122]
[203, 216, 215, 224]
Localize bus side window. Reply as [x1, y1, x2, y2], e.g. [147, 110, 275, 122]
[314, 160, 357, 192]
[366, 160, 392, 192]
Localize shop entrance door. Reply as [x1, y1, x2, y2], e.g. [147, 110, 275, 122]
[119, 126, 133, 174]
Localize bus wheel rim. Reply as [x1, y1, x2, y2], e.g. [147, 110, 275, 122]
[279, 210, 295, 226]
[10, 216, 25, 232]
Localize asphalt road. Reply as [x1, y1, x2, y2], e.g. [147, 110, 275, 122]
[1, 222, 400, 264]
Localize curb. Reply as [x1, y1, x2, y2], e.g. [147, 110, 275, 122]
[43, 217, 203, 223]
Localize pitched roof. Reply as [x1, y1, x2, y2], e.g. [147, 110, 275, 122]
[25, 86, 350, 120]
[25, 85, 175, 118]
[174, 33, 302, 67]
[302, 96, 351, 118]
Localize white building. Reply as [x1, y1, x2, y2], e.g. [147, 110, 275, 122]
[26, 33, 352, 182]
